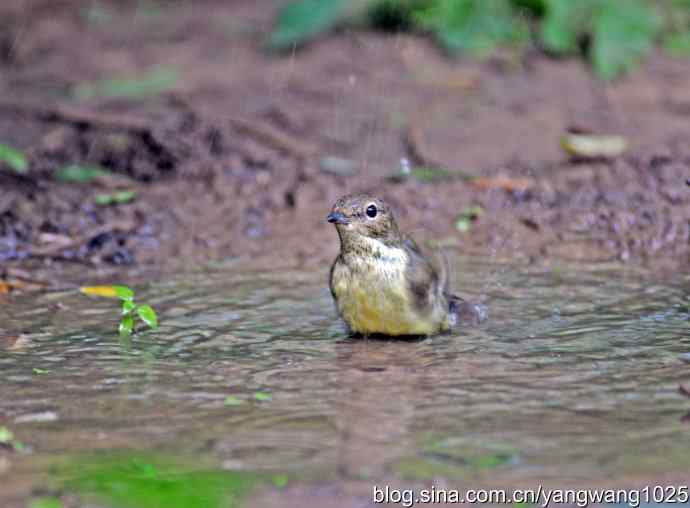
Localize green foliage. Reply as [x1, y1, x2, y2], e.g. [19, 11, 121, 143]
[267, 0, 349, 51]
[56, 164, 109, 183]
[113, 285, 135, 300]
[589, 0, 661, 80]
[0, 426, 26, 452]
[136, 305, 158, 329]
[95, 190, 137, 206]
[253, 392, 272, 401]
[73, 66, 179, 100]
[267, 0, 690, 80]
[540, 0, 589, 54]
[664, 32, 690, 55]
[30, 498, 64, 508]
[116, 287, 158, 337]
[223, 395, 244, 406]
[414, 0, 528, 57]
[60, 453, 260, 508]
[455, 205, 483, 232]
[0, 143, 28, 173]
[81, 284, 157, 337]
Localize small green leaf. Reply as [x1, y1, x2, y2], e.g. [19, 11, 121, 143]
[95, 190, 137, 206]
[136, 305, 158, 329]
[30, 497, 64, 508]
[455, 205, 484, 233]
[56, 164, 108, 183]
[0, 143, 28, 173]
[32, 367, 49, 375]
[223, 395, 244, 406]
[113, 285, 135, 301]
[119, 315, 134, 336]
[254, 392, 272, 401]
[0, 426, 14, 444]
[455, 217, 472, 233]
[122, 300, 136, 315]
[73, 66, 179, 100]
[268, 0, 348, 51]
[271, 474, 289, 488]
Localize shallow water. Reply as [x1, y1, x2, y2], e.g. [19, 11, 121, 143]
[1, 258, 690, 506]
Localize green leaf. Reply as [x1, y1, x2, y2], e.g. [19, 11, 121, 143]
[540, 0, 592, 54]
[136, 304, 158, 329]
[119, 315, 134, 336]
[95, 190, 137, 206]
[455, 205, 484, 232]
[253, 392, 272, 401]
[0, 143, 28, 173]
[113, 285, 135, 301]
[223, 395, 244, 406]
[30, 497, 64, 508]
[73, 66, 179, 100]
[664, 32, 690, 56]
[0, 426, 13, 444]
[56, 164, 108, 183]
[122, 300, 136, 315]
[32, 367, 50, 375]
[414, 0, 526, 57]
[271, 474, 289, 488]
[590, 0, 661, 80]
[267, 0, 348, 51]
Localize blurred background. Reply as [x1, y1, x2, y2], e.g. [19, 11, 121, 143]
[0, 0, 689, 276]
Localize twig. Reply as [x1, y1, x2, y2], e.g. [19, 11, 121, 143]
[230, 117, 318, 160]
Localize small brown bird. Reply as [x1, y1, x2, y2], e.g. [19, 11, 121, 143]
[327, 193, 484, 337]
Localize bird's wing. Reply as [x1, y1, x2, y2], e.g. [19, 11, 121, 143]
[328, 255, 341, 300]
[403, 235, 441, 312]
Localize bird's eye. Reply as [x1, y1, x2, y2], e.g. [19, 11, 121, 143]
[366, 204, 377, 218]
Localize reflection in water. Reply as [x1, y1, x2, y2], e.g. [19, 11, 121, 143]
[1, 258, 690, 505]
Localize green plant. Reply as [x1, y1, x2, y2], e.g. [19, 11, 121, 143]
[94, 190, 137, 206]
[267, 0, 690, 80]
[81, 285, 158, 337]
[0, 426, 26, 452]
[414, 0, 529, 57]
[541, 0, 662, 80]
[0, 143, 28, 173]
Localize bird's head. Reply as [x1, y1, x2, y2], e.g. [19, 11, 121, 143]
[327, 193, 401, 250]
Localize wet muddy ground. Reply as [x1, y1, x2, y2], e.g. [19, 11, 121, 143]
[0, 0, 689, 289]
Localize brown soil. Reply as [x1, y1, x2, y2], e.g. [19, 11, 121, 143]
[1, 0, 689, 287]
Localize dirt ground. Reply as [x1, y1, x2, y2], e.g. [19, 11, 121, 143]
[1, 0, 689, 288]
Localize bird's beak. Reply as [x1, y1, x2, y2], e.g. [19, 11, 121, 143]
[327, 211, 349, 225]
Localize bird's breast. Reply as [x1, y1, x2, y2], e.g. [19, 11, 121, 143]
[331, 243, 439, 336]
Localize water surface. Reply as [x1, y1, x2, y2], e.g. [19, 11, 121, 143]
[1, 258, 689, 506]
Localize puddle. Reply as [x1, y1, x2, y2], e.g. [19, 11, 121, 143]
[1, 258, 690, 506]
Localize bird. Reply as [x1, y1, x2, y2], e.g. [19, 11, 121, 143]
[327, 193, 485, 337]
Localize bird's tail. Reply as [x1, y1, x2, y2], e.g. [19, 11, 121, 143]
[447, 293, 488, 327]
[437, 248, 487, 326]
